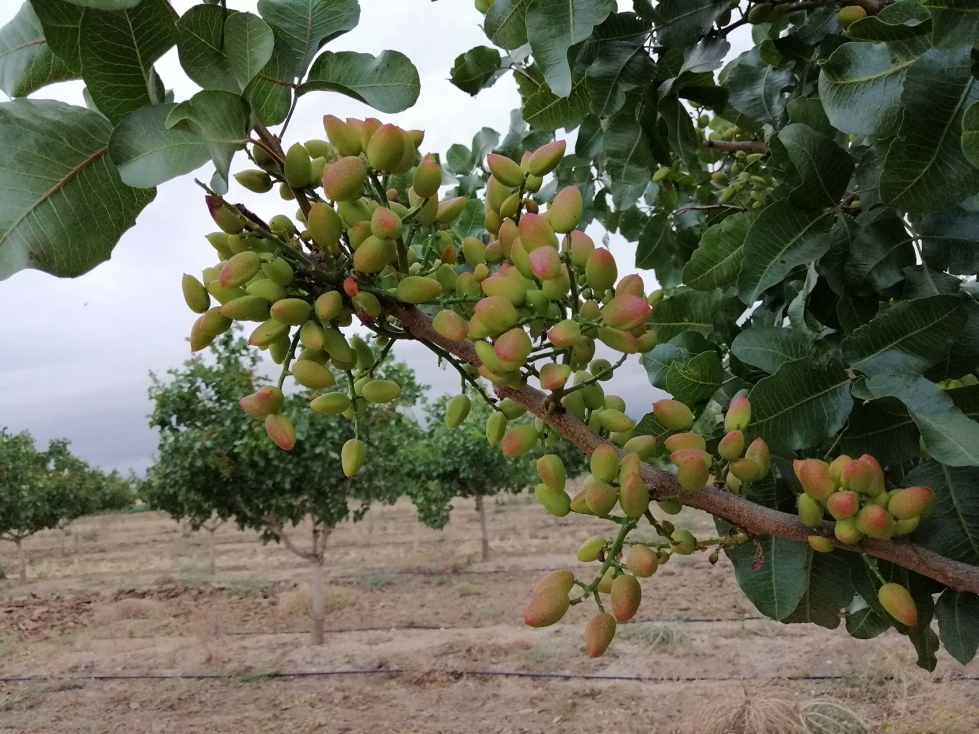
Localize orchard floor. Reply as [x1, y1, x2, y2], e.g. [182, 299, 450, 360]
[1, 494, 977, 734]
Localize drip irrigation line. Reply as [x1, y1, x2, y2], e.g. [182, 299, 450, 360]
[3, 669, 977, 685]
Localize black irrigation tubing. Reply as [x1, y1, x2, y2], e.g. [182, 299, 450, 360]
[4, 669, 979, 685]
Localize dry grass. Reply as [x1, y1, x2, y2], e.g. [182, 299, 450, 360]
[92, 598, 168, 624]
[618, 623, 692, 653]
[800, 700, 867, 734]
[187, 599, 230, 664]
[276, 583, 355, 620]
[686, 685, 805, 734]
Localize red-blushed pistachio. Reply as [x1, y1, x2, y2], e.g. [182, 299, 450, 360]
[284, 143, 312, 187]
[240, 386, 284, 417]
[182, 274, 210, 313]
[623, 435, 656, 460]
[270, 298, 312, 326]
[264, 413, 296, 451]
[484, 240, 504, 264]
[672, 528, 697, 555]
[539, 363, 572, 391]
[524, 586, 570, 628]
[585, 248, 617, 292]
[529, 246, 562, 280]
[536, 454, 567, 492]
[200, 307, 232, 336]
[793, 459, 836, 501]
[856, 504, 894, 539]
[517, 212, 558, 251]
[602, 294, 651, 330]
[590, 444, 620, 482]
[222, 295, 271, 322]
[597, 409, 635, 433]
[343, 277, 359, 297]
[533, 570, 576, 597]
[497, 218, 518, 256]
[889, 486, 933, 520]
[808, 536, 835, 553]
[548, 185, 583, 233]
[826, 490, 860, 520]
[626, 545, 659, 577]
[474, 295, 519, 334]
[730, 458, 763, 483]
[878, 583, 917, 626]
[487, 153, 525, 187]
[206, 195, 245, 234]
[535, 485, 571, 516]
[365, 123, 405, 171]
[615, 274, 645, 298]
[724, 396, 751, 431]
[291, 360, 335, 390]
[744, 438, 770, 476]
[361, 379, 401, 404]
[413, 154, 442, 198]
[841, 459, 873, 494]
[322, 156, 367, 201]
[353, 235, 396, 273]
[859, 454, 886, 496]
[432, 310, 469, 341]
[828, 454, 851, 484]
[436, 196, 467, 223]
[486, 410, 507, 446]
[834, 518, 864, 544]
[797, 493, 825, 528]
[501, 425, 538, 456]
[445, 394, 472, 428]
[370, 206, 402, 240]
[527, 140, 566, 176]
[673, 452, 710, 492]
[610, 574, 642, 622]
[577, 535, 606, 562]
[359, 117, 382, 149]
[585, 481, 618, 515]
[393, 129, 421, 175]
[653, 399, 694, 430]
[618, 472, 649, 518]
[220, 251, 261, 288]
[495, 327, 532, 369]
[341, 438, 366, 477]
[597, 326, 639, 354]
[664, 432, 706, 452]
[585, 612, 616, 658]
[718, 430, 745, 460]
[323, 114, 361, 156]
[397, 275, 443, 304]
[569, 229, 595, 268]
[547, 319, 581, 349]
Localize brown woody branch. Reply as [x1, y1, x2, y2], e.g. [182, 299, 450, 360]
[389, 301, 979, 594]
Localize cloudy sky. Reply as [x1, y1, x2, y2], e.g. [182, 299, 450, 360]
[0, 0, 694, 473]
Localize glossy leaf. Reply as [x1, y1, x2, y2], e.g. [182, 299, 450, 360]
[962, 101, 979, 172]
[920, 206, 979, 275]
[665, 350, 723, 407]
[522, 76, 590, 131]
[905, 460, 979, 564]
[782, 550, 856, 629]
[109, 103, 210, 188]
[650, 289, 742, 343]
[174, 4, 238, 93]
[730, 326, 815, 375]
[0, 2, 76, 97]
[225, 12, 275, 91]
[729, 535, 811, 622]
[841, 398, 920, 467]
[449, 46, 503, 96]
[166, 91, 250, 186]
[483, 0, 529, 50]
[654, 0, 726, 48]
[526, 0, 614, 98]
[725, 48, 792, 130]
[298, 50, 421, 114]
[779, 123, 854, 210]
[935, 589, 979, 664]
[923, 0, 979, 49]
[256, 0, 359, 72]
[584, 40, 655, 118]
[682, 210, 754, 291]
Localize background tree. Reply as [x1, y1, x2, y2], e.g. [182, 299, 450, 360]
[146, 332, 424, 644]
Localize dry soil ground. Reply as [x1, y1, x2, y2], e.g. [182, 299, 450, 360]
[0, 494, 977, 734]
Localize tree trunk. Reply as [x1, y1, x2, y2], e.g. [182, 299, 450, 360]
[207, 527, 217, 576]
[15, 538, 26, 584]
[475, 493, 489, 562]
[60, 524, 71, 557]
[310, 557, 325, 646]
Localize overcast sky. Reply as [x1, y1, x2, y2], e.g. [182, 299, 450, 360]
[0, 0, 693, 473]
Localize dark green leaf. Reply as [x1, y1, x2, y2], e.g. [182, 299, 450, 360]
[846, 604, 891, 639]
[905, 459, 979, 563]
[584, 40, 655, 118]
[451, 199, 486, 241]
[175, 4, 238, 93]
[632, 212, 677, 277]
[728, 535, 811, 621]
[256, 0, 359, 72]
[30, 0, 85, 72]
[243, 29, 299, 126]
[962, 101, 979, 173]
[782, 551, 856, 629]
[108, 103, 210, 188]
[166, 91, 250, 186]
[923, 0, 979, 49]
[650, 289, 742, 343]
[843, 295, 964, 377]
[682, 210, 755, 291]
[446, 144, 475, 175]
[654, 0, 726, 48]
[483, 0, 528, 50]
[920, 206, 979, 275]
[575, 113, 603, 159]
[841, 398, 920, 467]
[846, 1, 931, 43]
[730, 326, 815, 375]
[449, 46, 502, 96]
[659, 92, 705, 183]
[0, 99, 155, 280]
[522, 76, 591, 131]
[842, 211, 915, 296]
[225, 11, 275, 90]
[665, 350, 722, 407]
[901, 264, 962, 300]
[779, 123, 854, 210]
[935, 589, 979, 664]
[880, 46, 979, 215]
[78, 0, 177, 125]
[60, 0, 140, 7]
[746, 359, 853, 452]
[298, 50, 420, 114]
[0, 2, 76, 97]
[738, 201, 835, 305]
[642, 342, 690, 389]
[526, 0, 614, 98]
[680, 36, 729, 74]
[725, 48, 792, 130]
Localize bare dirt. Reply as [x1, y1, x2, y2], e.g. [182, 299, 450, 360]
[1, 496, 976, 733]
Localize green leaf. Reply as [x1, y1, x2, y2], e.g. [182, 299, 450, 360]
[483, 0, 529, 50]
[0, 2, 76, 97]
[923, 0, 979, 50]
[446, 144, 475, 175]
[880, 46, 979, 215]
[522, 76, 590, 131]
[633, 213, 677, 278]
[603, 111, 653, 209]
[642, 342, 690, 389]
[865, 373, 979, 467]
[842, 211, 915, 296]
[175, 4, 238, 93]
[451, 199, 486, 241]
[841, 398, 920, 467]
[779, 123, 854, 210]
[108, 103, 210, 189]
[728, 536, 811, 622]
[659, 92, 706, 183]
[166, 91, 250, 186]
[746, 359, 853, 452]
[962, 101, 979, 172]
[846, 603, 891, 639]
[920, 206, 979, 274]
[650, 289, 742, 343]
[725, 48, 792, 130]
[584, 41, 655, 118]
[449, 46, 502, 96]
[256, 0, 359, 72]
[782, 551, 856, 629]
[654, 0, 727, 48]
[935, 589, 979, 664]
[846, 1, 931, 43]
[225, 12, 275, 91]
[298, 50, 420, 114]
[905, 459, 979, 564]
[0, 99, 155, 280]
[78, 0, 177, 125]
[525, 0, 614, 98]
[60, 0, 140, 7]
[30, 0, 85, 73]
[843, 295, 965, 377]
[730, 326, 815, 375]
[243, 29, 299, 126]
[682, 210, 756, 291]
[738, 201, 835, 305]
[665, 350, 722, 407]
